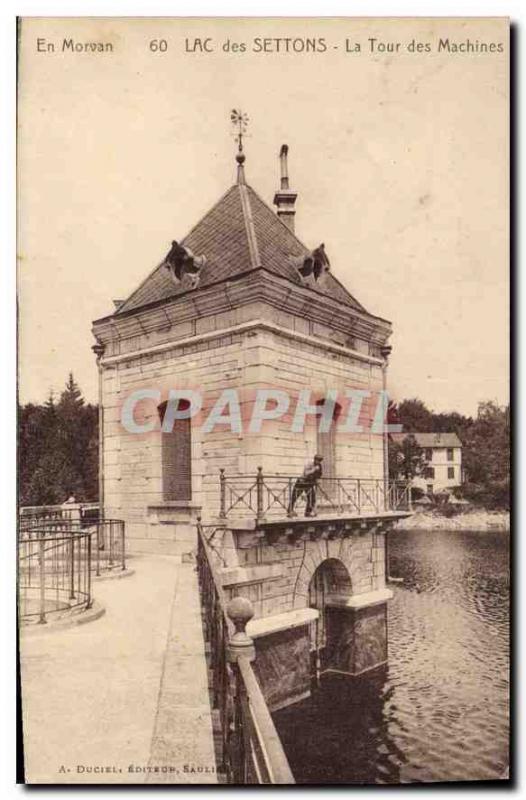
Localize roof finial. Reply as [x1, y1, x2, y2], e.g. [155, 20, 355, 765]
[231, 109, 249, 184]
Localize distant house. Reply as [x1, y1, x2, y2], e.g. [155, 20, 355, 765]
[390, 432, 463, 495]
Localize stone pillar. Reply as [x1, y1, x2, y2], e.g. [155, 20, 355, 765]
[247, 608, 319, 712]
[144, 500, 202, 558]
[322, 589, 392, 677]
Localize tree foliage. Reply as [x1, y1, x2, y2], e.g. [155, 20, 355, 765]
[18, 374, 98, 506]
[395, 398, 435, 432]
[388, 434, 427, 481]
[461, 401, 510, 509]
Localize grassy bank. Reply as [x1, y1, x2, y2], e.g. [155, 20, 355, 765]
[394, 509, 510, 531]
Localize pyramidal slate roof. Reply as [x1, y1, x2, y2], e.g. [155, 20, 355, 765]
[117, 177, 367, 315]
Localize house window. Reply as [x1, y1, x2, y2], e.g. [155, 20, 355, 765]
[448, 467, 455, 480]
[425, 448, 433, 462]
[158, 400, 192, 501]
[447, 448, 454, 461]
[425, 467, 435, 479]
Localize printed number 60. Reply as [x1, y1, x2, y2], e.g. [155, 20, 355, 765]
[150, 39, 168, 52]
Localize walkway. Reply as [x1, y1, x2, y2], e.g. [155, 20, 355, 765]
[19, 555, 217, 784]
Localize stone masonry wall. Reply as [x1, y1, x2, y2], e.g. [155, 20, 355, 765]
[244, 328, 385, 481]
[221, 529, 387, 620]
[101, 331, 246, 550]
[99, 318, 386, 552]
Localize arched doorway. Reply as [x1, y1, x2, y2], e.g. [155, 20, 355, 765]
[308, 559, 352, 681]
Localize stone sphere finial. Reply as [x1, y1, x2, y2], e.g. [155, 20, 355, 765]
[227, 596, 254, 631]
[226, 596, 256, 662]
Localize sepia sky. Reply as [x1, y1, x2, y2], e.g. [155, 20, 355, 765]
[17, 17, 509, 415]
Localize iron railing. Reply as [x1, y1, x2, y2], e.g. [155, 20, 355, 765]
[87, 519, 126, 576]
[19, 503, 100, 527]
[18, 517, 126, 576]
[20, 504, 80, 526]
[219, 469, 411, 521]
[80, 503, 101, 523]
[18, 527, 93, 624]
[19, 517, 80, 535]
[197, 520, 294, 785]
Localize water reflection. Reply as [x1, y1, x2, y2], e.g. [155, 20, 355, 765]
[274, 529, 509, 784]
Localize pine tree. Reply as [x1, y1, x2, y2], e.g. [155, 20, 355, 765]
[18, 375, 99, 505]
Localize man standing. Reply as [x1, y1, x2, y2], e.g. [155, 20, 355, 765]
[288, 455, 323, 517]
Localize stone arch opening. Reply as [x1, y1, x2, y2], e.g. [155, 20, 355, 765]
[308, 558, 352, 652]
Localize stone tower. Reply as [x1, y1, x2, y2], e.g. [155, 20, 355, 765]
[92, 138, 394, 556]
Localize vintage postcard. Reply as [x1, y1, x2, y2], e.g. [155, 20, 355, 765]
[17, 16, 509, 785]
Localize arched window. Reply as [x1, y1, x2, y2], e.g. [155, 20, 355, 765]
[157, 399, 192, 502]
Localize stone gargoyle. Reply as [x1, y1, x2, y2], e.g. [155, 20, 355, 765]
[163, 240, 207, 289]
[292, 243, 331, 284]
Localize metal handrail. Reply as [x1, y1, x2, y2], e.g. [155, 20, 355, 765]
[196, 520, 294, 785]
[18, 517, 126, 575]
[84, 519, 126, 576]
[219, 470, 411, 520]
[236, 658, 295, 784]
[19, 503, 100, 526]
[18, 527, 93, 624]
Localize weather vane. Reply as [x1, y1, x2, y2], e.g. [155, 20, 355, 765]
[230, 109, 249, 156]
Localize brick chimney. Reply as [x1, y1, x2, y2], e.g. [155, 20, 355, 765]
[273, 144, 297, 233]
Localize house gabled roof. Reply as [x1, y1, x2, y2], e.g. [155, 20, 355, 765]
[390, 432, 463, 448]
[116, 178, 369, 316]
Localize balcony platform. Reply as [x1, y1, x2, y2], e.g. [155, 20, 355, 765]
[215, 510, 411, 532]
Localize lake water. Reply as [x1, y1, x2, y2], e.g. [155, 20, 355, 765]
[274, 529, 510, 784]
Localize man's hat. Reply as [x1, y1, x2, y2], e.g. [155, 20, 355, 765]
[314, 454, 323, 461]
